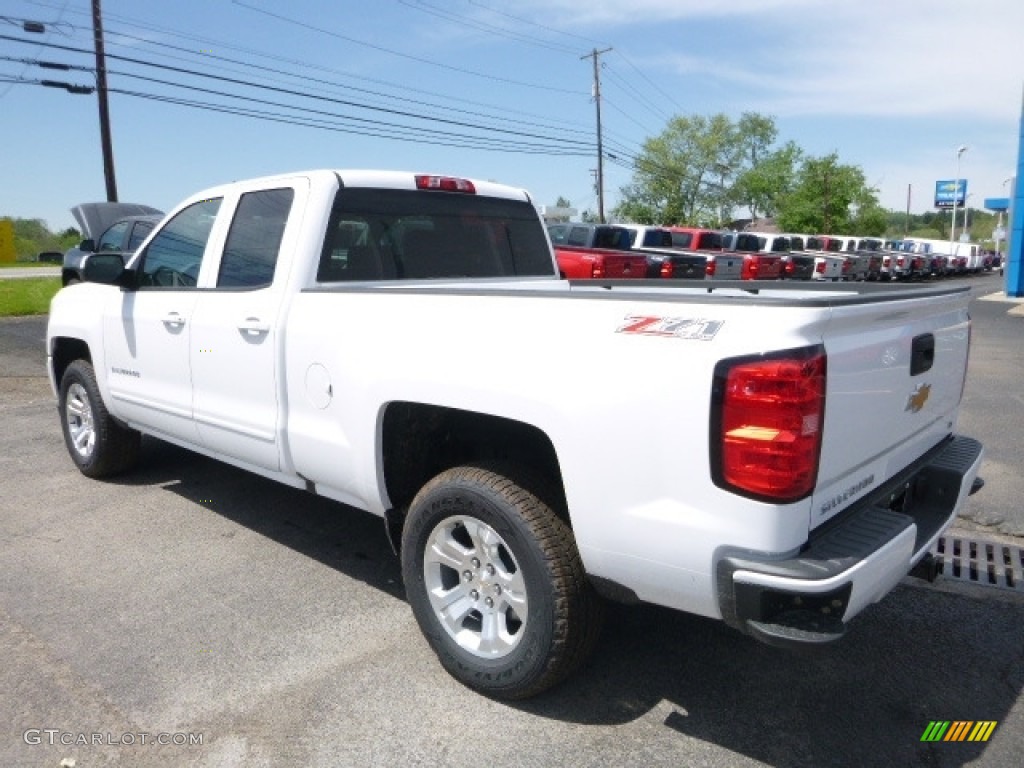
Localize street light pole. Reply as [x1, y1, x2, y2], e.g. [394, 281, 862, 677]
[950, 144, 967, 256]
[962, 193, 972, 239]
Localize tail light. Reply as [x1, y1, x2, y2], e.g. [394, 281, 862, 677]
[414, 175, 476, 193]
[815, 260, 825, 274]
[705, 258, 716, 277]
[591, 260, 605, 279]
[661, 261, 674, 278]
[741, 256, 755, 280]
[897, 257, 905, 267]
[710, 346, 826, 502]
[842, 260, 851, 274]
[785, 261, 794, 275]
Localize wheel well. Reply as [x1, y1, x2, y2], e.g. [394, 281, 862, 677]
[61, 268, 79, 286]
[51, 337, 92, 388]
[381, 402, 567, 546]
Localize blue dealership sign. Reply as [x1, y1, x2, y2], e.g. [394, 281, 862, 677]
[935, 179, 967, 208]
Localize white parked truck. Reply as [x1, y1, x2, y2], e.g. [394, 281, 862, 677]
[47, 170, 983, 699]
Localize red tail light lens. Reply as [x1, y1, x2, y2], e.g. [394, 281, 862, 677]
[711, 346, 826, 502]
[414, 175, 476, 193]
[815, 260, 825, 274]
[591, 261, 605, 278]
[704, 258, 716, 277]
[661, 261, 674, 278]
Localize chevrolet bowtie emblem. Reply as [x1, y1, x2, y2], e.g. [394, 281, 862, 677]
[906, 383, 931, 413]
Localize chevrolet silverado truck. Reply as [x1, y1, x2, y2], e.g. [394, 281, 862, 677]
[666, 227, 746, 280]
[545, 223, 646, 279]
[48, 170, 984, 700]
[720, 231, 785, 280]
[622, 225, 714, 280]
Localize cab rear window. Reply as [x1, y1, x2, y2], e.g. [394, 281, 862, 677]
[317, 188, 554, 281]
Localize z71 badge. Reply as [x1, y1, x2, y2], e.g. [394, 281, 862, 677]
[616, 316, 723, 341]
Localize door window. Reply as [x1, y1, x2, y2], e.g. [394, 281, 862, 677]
[217, 188, 295, 288]
[127, 221, 155, 251]
[96, 220, 129, 252]
[137, 199, 222, 288]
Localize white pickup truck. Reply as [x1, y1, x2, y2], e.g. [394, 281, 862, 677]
[47, 170, 983, 699]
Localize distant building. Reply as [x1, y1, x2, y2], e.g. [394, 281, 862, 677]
[538, 205, 577, 223]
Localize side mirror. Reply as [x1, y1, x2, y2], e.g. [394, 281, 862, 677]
[78, 239, 96, 253]
[81, 252, 136, 289]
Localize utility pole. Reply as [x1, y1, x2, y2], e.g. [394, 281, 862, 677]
[581, 47, 611, 223]
[92, 0, 117, 201]
[905, 184, 911, 239]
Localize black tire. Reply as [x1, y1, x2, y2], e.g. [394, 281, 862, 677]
[59, 360, 140, 478]
[401, 464, 603, 699]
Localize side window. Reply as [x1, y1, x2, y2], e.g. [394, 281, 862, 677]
[217, 188, 294, 288]
[671, 232, 693, 248]
[127, 221, 154, 252]
[138, 198, 222, 289]
[567, 227, 588, 246]
[547, 225, 569, 245]
[97, 220, 129, 252]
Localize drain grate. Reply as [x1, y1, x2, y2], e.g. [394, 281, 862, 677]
[933, 535, 1024, 592]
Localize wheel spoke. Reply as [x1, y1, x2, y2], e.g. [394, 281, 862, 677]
[429, 531, 469, 571]
[478, 610, 502, 655]
[436, 590, 475, 634]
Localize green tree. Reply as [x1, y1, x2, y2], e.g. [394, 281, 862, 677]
[1, 217, 80, 260]
[776, 153, 884, 234]
[733, 141, 802, 220]
[613, 113, 775, 226]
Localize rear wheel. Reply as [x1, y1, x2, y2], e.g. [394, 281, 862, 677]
[59, 360, 140, 477]
[401, 464, 602, 699]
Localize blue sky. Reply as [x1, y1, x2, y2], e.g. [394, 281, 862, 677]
[1, 0, 1022, 232]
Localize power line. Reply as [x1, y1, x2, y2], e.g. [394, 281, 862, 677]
[0, 33, 595, 150]
[12, 6, 598, 138]
[397, 0, 580, 55]
[230, 0, 584, 95]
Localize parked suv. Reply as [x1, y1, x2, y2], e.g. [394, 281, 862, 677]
[63, 203, 163, 285]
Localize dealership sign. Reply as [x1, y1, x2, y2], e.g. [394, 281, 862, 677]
[935, 179, 967, 208]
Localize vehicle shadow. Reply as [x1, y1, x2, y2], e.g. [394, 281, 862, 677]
[117, 437, 405, 600]
[521, 581, 1023, 767]
[117, 436, 1021, 768]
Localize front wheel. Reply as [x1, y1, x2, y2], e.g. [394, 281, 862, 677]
[401, 464, 602, 699]
[59, 360, 140, 478]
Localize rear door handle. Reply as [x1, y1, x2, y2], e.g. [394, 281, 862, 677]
[238, 317, 270, 335]
[162, 312, 185, 328]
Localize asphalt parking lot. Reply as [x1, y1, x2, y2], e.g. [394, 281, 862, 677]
[1, 273, 1022, 767]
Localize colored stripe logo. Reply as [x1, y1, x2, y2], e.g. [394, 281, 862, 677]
[921, 721, 997, 742]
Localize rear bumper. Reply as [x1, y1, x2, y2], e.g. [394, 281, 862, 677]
[715, 435, 984, 647]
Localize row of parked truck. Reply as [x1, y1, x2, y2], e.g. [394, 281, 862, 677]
[546, 222, 991, 283]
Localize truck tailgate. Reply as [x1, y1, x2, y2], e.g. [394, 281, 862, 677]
[810, 287, 971, 529]
[710, 252, 743, 280]
[603, 252, 648, 279]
